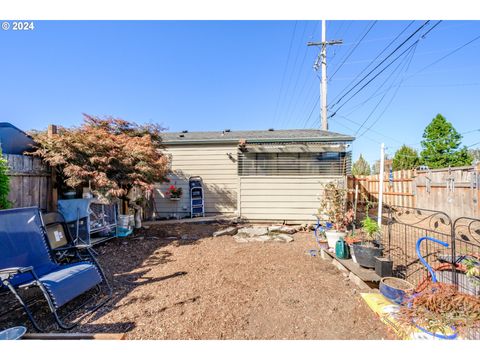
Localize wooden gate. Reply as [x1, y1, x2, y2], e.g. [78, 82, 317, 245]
[5, 154, 52, 211]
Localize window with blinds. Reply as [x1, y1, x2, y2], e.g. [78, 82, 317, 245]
[238, 151, 351, 176]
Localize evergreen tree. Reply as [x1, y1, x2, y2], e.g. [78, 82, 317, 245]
[352, 154, 371, 176]
[392, 145, 420, 170]
[420, 114, 473, 168]
[0, 148, 12, 209]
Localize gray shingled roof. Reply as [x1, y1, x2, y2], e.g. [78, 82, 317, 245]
[162, 129, 355, 144]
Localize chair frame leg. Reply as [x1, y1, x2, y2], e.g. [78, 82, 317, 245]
[3, 272, 110, 332]
[2, 280, 45, 332]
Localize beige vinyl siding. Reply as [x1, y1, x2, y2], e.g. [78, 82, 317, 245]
[239, 176, 345, 223]
[153, 144, 238, 217]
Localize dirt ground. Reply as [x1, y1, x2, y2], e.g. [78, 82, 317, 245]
[1, 221, 393, 339]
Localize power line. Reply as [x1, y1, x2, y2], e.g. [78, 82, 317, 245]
[298, 76, 321, 127]
[353, 44, 417, 136]
[330, 21, 443, 119]
[331, 20, 346, 41]
[328, 21, 353, 65]
[463, 128, 480, 135]
[310, 113, 382, 145]
[329, 40, 419, 119]
[272, 21, 298, 125]
[333, 114, 399, 144]
[279, 21, 308, 127]
[346, 32, 480, 110]
[328, 21, 431, 114]
[416, 33, 480, 74]
[331, 22, 442, 143]
[356, 42, 419, 138]
[329, 21, 415, 105]
[328, 21, 377, 82]
[468, 141, 480, 149]
[302, 97, 319, 128]
[390, 129, 480, 150]
[283, 22, 319, 127]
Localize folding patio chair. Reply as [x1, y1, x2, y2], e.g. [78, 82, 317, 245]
[42, 211, 93, 262]
[0, 207, 112, 332]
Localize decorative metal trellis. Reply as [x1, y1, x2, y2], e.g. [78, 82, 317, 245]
[452, 216, 480, 296]
[383, 205, 479, 298]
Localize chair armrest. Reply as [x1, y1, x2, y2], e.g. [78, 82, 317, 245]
[0, 266, 34, 281]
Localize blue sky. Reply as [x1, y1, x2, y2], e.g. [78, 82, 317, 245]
[1, 20, 479, 163]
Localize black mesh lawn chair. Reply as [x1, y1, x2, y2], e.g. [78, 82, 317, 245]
[0, 207, 112, 332]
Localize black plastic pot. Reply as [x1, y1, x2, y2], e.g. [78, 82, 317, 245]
[351, 243, 384, 268]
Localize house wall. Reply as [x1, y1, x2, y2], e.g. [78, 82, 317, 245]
[153, 142, 347, 223]
[239, 175, 345, 223]
[152, 143, 239, 218]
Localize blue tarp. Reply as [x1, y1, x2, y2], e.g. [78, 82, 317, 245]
[0, 122, 35, 155]
[58, 199, 92, 222]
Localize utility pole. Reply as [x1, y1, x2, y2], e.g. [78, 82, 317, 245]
[308, 20, 342, 131]
[377, 143, 385, 228]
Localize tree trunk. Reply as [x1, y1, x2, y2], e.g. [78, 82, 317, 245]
[130, 202, 142, 229]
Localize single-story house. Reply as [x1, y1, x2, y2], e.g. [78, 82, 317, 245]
[153, 129, 354, 223]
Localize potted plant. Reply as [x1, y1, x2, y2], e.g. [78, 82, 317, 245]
[350, 216, 384, 268]
[165, 184, 183, 200]
[318, 182, 354, 249]
[345, 230, 362, 263]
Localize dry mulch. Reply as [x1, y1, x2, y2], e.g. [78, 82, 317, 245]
[1, 222, 393, 339]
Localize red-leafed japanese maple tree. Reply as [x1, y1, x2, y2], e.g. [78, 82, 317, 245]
[30, 114, 169, 223]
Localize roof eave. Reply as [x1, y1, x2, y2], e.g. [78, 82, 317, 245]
[163, 136, 355, 145]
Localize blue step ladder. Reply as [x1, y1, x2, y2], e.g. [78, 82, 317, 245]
[189, 176, 205, 218]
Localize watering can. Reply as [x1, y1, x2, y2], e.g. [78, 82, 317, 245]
[335, 237, 350, 259]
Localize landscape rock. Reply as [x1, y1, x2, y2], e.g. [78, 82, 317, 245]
[213, 226, 238, 237]
[267, 225, 296, 234]
[237, 227, 269, 238]
[273, 233, 294, 243]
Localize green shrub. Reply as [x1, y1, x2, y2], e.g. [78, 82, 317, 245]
[0, 148, 12, 209]
[361, 216, 380, 241]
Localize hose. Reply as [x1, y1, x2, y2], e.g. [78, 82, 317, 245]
[415, 236, 449, 283]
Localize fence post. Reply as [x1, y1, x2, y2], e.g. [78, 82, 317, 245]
[377, 143, 385, 227]
[47, 124, 58, 212]
[476, 163, 480, 219]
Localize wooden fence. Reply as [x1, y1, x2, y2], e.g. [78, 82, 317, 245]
[348, 169, 415, 208]
[415, 165, 480, 220]
[348, 164, 480, 219]
[5, 154, 52, 211]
